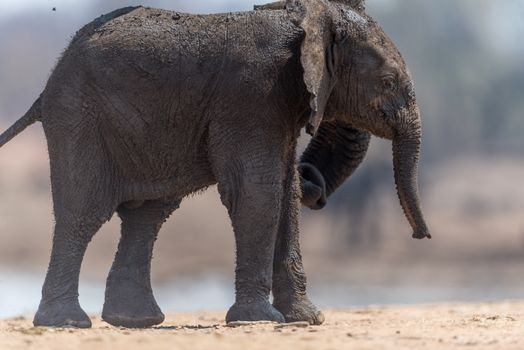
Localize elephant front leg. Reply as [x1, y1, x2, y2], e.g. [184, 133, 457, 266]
[102, 199, 180, 328]
[218, 178, 285, 324]
[272, 167, 324, 325]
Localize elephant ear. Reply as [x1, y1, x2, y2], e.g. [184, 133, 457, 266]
[287, 0, 336, 136]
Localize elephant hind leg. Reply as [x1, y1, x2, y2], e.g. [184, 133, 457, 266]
[102, 198, 181, 328]
[34, 128, 118, 328]
[33, 207, 107, 328]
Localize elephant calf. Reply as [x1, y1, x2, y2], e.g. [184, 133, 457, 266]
[0, 0, 430, 328]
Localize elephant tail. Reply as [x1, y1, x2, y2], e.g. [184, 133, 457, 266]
[0, 97, 41, 149]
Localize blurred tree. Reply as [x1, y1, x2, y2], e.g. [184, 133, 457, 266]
[330, 159, 392, 248]
[368, 0, 524, 159]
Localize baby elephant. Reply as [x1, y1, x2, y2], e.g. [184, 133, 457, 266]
[0, 0, 430, 328]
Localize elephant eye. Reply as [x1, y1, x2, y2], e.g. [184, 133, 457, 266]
[381, 75, 397, 93]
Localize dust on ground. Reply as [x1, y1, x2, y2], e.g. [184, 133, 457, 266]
[1, 302, 523, 350]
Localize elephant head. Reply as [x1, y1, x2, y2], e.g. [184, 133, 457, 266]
[289, 0, 430, 239]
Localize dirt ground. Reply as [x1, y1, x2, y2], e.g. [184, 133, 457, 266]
[1, 302, 523, 350]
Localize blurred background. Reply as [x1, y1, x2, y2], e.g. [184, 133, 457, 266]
[1, 0, 524, 318]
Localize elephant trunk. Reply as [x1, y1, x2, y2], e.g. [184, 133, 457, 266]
[299, 122, 370, 209]
[392, 108, 431, 239]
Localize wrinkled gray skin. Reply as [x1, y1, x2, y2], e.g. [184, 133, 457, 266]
[0, 0, 430, 328]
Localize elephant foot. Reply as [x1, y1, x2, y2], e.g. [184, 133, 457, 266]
[274, 297, 325, 325]
[102, 279, 164, 328]
[226, 299, 285, 324]
[33, 298, 92, 328]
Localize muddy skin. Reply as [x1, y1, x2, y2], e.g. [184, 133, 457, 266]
[254, 1, 287, 10]
[0, 0, 429, 328]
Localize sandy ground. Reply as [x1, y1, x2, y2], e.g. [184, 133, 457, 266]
[1, 302, 524, 350]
